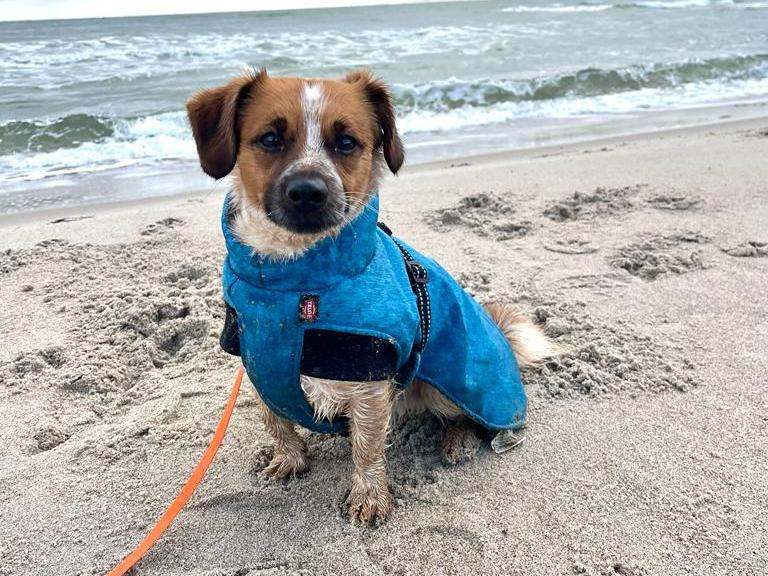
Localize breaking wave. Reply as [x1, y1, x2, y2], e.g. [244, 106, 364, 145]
[2, 54, 767, 182]
[502, 0, 768, 13]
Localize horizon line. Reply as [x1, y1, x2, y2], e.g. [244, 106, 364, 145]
[0, 0, 474, 24]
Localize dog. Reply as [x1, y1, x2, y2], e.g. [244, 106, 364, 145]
[186, 69, 554, 525]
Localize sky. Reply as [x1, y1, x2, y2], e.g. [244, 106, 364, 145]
[0, 0, 443, 22]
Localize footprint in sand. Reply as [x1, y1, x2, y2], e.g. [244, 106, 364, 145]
[164, 263, 209, 283]
[456, 271, 492, 296]
[543, 185, 645, 222]
[647, 193, 702, 211]
[426, 193, 531, 240]
[152, 317, 210, 359]
[543, 237, 599, 254]
[141, 217, 185, 236]
[557, 272, 629, 293]
[0, 248, 26, 275]
[747, 127, 768, 138]
[6, 346, 67, 379]
[722, 241, 768, 258]
[32, 423, 71, 453]
[610, 232, 709, 281]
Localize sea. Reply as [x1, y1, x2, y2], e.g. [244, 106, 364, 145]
[1, 0, 767, 214]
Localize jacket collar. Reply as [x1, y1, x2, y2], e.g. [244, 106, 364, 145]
[222, 193, 380, 291]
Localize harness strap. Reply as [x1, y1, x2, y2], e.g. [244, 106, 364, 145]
[377, 222, 431, 353]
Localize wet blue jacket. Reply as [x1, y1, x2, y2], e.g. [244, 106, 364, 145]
[221, 194, 526, 434]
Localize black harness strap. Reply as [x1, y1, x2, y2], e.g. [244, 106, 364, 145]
[378, 222, 431, 353]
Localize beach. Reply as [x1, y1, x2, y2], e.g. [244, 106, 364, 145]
[1, 117, 767, 575]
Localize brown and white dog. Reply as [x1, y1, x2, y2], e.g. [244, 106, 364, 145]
[186, 69, 554, 525]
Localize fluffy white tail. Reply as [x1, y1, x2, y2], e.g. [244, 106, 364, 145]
[484, 303, 557, 368]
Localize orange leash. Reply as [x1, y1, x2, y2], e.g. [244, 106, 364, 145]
[106, 367, 245, 576]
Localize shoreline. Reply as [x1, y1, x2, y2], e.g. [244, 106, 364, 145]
[2, 111, 767, 229]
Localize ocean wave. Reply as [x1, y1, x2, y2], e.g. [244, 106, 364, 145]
[2, 55, 767, 182]
[0, 114, 114, 155]
[397, 75, 768, 133]
[502, 0, 768, 13]
[0, 24, 550, 90]
[5, 55, 762, 157]
[392, 54, 768, 113]
[0, 112, 194, 182]
[502, 3, 615, 13]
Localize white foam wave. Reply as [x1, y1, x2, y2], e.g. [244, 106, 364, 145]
[632, 0, 714, 7]
[397, 76, 768, 133]
[502, 0, 767, 13]
[0, 24, 551, 90]
[502, 4, 614, 13]
[0, 112, 195, 183]
[3, 74, 768, 183]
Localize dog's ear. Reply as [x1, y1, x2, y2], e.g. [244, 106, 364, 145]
[186, 70, 266, 179]
[344, 70, 404, 175]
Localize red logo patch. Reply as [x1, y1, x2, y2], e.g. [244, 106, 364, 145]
[299, 295, 319, 323]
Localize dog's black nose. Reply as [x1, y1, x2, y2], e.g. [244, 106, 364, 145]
[285, 176, 328, 211]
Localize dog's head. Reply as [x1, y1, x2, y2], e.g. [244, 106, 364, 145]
[187, 69, 403, 236]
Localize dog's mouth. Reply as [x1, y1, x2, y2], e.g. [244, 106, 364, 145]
[266, 202, 346, 234]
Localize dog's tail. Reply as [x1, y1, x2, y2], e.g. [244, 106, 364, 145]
[484, 303, 556, 368]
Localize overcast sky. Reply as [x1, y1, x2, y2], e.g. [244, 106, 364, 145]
[0, 0, 445, 22]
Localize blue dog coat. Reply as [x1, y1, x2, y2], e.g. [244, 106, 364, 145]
[221, 194, 527, 434]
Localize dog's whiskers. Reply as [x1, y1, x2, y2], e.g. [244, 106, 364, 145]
[341, 193, 379, 224]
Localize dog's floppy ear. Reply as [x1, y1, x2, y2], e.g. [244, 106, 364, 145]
[186, 70, 266, 179]
[344, 70, 404, 175]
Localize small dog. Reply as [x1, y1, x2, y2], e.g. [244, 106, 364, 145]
[186, 69, 554, 525]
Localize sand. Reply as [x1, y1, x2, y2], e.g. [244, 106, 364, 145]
[1, 118, 767, 576]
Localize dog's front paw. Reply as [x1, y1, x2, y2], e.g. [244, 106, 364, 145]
[344, 483, 392, 526]
[262, 449, 309, 480]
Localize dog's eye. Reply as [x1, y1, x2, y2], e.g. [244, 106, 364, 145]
[256, 131, 282, 152]
[335, 134, 358, 155]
